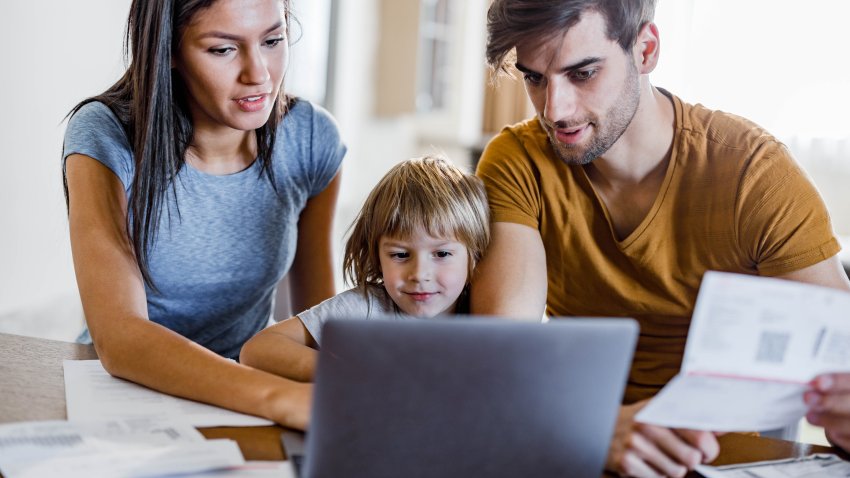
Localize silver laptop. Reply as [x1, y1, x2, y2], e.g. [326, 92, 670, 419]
[283, 317, 638, 478]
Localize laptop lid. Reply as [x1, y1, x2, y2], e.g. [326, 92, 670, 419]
[300, 317, 638, 478]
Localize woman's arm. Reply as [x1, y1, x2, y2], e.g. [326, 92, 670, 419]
[287, 171, 342, 314]
[66, 154, 312, 429]
[241, 317, 318, 382]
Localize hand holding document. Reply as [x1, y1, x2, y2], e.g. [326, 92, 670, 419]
[0, 418, 244, 478]
[64, 360, 273, 427]
[637, 271, 850, 431]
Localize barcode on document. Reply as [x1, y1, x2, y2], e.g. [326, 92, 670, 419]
[0, 434, 83, 448]
[755, 331, 790, 364]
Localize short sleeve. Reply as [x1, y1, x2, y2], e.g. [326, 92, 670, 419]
[736, 140, 840, 275]
[297, 289, 374, 345]
[62, 102, 134, 191]
[306, 102, 346, 197]
[475, 128, 542, 229]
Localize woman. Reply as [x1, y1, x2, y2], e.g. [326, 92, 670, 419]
[62, 0, 343, 429]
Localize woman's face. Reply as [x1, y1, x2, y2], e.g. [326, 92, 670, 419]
[174, 0, 288, 134]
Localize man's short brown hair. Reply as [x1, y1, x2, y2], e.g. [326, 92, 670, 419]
[486, 0, 657, 75]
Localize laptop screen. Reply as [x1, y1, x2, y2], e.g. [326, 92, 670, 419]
[299, 317, 638, 478]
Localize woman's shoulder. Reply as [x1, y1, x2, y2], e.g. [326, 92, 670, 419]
[280, 97, 341, 136]
[63, 101, 134, 188]
[68, 101, 125, 131]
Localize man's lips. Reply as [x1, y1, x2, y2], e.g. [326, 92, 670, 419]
[553, 123, 590, 145]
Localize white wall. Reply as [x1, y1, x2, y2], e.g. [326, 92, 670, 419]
[0, 1, 130, 339]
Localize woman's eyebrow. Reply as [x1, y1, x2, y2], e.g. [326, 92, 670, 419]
[198, 21, 284, 41]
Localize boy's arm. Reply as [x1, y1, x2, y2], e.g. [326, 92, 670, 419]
[241, 317, 319, 382]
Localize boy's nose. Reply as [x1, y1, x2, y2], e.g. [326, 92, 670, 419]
[408, 258, 432, 282]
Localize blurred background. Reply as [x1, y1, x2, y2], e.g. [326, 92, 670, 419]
[0, 0, 847, 443]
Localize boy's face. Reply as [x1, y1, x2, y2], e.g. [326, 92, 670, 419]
[378, 231, 469, 317]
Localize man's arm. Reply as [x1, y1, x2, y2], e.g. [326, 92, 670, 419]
[780, 255, 850, 451]
[470, 222, 547, 319]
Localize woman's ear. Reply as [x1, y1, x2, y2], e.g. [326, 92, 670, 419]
[632, 22, 661, 75]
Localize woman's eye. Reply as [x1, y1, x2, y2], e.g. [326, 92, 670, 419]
[265, 37, 284, 48]
[208, 47, 235, 56]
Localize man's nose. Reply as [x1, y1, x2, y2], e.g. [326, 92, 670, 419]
[542, 79, 578, 126]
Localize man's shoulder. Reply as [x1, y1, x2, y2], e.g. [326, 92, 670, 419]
[478, 117, 552, 172]
[676, 96, 780, 154]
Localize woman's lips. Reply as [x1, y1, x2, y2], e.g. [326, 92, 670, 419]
[234, 94, 268, 112]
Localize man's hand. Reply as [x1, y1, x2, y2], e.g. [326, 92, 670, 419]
[805, 373, 850, 451]
[606, 400, 720, 477]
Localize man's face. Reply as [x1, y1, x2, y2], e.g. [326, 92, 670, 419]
[515, 11, 641, 166]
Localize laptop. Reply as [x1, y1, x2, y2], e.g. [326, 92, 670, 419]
[282, 317, 638, 478]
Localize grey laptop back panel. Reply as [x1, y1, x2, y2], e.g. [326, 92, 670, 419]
[302, 317, 638, 478]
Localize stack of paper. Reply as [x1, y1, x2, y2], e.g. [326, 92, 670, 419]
[637, 271, 850, 431]
[0, 419, 244, 478]
[63, 360, 273, 428]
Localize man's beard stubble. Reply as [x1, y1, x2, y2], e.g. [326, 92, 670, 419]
[541, 64, 641, 166]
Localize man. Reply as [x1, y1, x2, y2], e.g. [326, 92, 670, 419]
[472, 1, 850, 477]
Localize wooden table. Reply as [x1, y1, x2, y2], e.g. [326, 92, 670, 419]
[0, 332, 843, 477]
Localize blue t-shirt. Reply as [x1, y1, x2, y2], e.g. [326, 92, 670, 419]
[63, 99, 345, 359]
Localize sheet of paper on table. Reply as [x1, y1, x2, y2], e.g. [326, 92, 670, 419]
[696, 453, 850, 477]
[64, 360, 273, 427]
[176, 461, 297, 477]
[0, 418, 244, 478]
[637, 271, 850, 431]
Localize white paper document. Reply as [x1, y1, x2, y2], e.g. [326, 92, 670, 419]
[696, 453, 850, 477]
[176, 461, 297, 477]
[0, 418, 244, 478]
[64, 360, 273, 427]
[637, 271, 850, 431]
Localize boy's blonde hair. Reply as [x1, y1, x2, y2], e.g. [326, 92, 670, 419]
[344, 156, 490, 290]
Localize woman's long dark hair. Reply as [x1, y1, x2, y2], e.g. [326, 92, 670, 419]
[65, 0, 292, 289]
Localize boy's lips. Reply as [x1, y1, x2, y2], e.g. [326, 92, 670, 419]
[405, 292, 436, 301]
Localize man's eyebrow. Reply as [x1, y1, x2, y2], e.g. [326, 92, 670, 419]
[515, 56, 603, 75]
[198, 20, 284, 41]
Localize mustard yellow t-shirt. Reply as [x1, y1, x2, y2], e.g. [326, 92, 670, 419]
[476, 92, 840, 404]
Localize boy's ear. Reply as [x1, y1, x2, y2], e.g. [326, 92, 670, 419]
[632, 21, 660, 75]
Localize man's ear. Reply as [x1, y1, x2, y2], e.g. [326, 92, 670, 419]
[633, 22, 661, 74]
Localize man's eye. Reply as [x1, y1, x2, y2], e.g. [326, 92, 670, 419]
[523, 73, 543, 86]
[571, 69, 597, 81]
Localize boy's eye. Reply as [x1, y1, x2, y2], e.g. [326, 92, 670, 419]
[389, 252, 410, 259]
[434, 251, 452, 258]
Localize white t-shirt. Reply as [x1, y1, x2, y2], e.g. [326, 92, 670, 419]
[297, 286, 404, 345]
